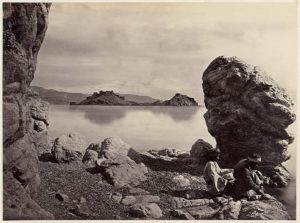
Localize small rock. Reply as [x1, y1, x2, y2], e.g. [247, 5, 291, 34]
[82, 149, 98, 166]
[72, 203, 91, 218]
[121, 196, 137, 206]
[135, 195, 160, 204]
[213, 196, 230, 205]
[79, 197, 86, 203]
[109, 192, 123, 203]
[171, 197, 212, 208]
[185, 203, 221, 219]
[172, 175, 190, 187]
[172, 209, 195, 220]
[55, 192, 69, 202]
[34, 120, 47, 132]
[128, 187, 150, 195]
[130, 203, 162, 219]
[223, 200, 242, 220]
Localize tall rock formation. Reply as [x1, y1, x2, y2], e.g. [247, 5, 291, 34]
[202, 56, 295, 179]
[3, 3, 53, 219]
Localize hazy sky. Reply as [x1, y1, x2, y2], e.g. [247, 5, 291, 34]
[33, 2, 297, 102]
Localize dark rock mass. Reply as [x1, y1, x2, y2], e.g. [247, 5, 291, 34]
[77, 90, 136, 105]
[3, 3, 53, 220]
[161, 93, 198, 106]
[202, 56, 296, 177]
[74, 90, 198, 106]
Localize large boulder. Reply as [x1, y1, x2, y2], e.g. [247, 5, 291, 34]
[51, 133, 88, 163]
[99, 136, 131, 158]
[3, 3, 52, 220]
[190, 139, 215, 165]
[202, 56, 296, 169]
[96, 155, 148, 188]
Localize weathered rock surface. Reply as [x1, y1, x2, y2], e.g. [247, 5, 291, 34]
[129, 203, 162, 219]
[82, 149, 98, 167]
[97, 156, 148, 188]
[172, 175, 191, 187]
[239, 199, 290, 220]
[202, 56, 296, 170]
[100, 136, 131, 158]
[190, 139, 215, 165]
[3, 173, 54, 220]
[51, 133, 88, 163]
[172, 209, 195, 220]
[3, 3, 52, 220]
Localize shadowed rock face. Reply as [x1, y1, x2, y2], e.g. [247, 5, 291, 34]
[202, 56, 295, 167]
[3, 3, 53, 220]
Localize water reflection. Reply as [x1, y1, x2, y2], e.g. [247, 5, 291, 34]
[69, 105, 200, 125]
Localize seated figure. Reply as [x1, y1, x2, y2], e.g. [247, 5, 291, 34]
[203, 148, 234, 196]
[231, 153, 272, 200]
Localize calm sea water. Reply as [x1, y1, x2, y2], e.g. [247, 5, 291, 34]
[48, 105, 216, 152]
[49, 105, 296, 219]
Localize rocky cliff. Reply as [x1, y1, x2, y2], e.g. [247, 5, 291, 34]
[3, 3, 53, 219]
[202, 56, 296, 182]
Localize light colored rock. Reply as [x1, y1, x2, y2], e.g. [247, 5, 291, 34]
[172, 175, 190, 187]
[82, 149, 98, 166]
[99, 137, 131, 158]
[79, 197, 86, 203]
[129, 203, 162, 219]
[110, 192, 123, 203]
[185, 203, 221, 219]
[217, 200, 241, 220]
[73, 203, 91, 218]
[98, 155, 148, 188]
[239, 199, 290, 220]
[55, 192, 69, 202]
[51, 133, 88, 163]
[172, 209, 195, 220]
[121, 196, 137, 206]
[171, 197, 213, 209]
[135, 195, 160, 204]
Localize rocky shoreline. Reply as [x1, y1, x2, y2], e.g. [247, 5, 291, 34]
[34, 135, 292, 220]
[3, 3, 295, 220]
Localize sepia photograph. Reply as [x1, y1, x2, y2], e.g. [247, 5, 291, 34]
[2, 1, 297, 220]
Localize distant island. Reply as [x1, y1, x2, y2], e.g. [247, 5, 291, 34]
[31, 86, 199, 106]
[73, 91, 198, 106]
[32, 86, 161, 105]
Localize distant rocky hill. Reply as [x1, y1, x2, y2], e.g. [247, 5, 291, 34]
[75, 91, 198, 106]
[31, 86, 161, 104]
[31, 86, 87, 104]
[76, 91, 136, 105]
[160, 93, 198, 106]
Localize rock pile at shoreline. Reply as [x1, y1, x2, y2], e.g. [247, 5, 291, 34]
[202, 56, 296, 183]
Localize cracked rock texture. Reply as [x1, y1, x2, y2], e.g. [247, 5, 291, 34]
[3, 3, 53, 220]
[202, 56, 296, 171]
